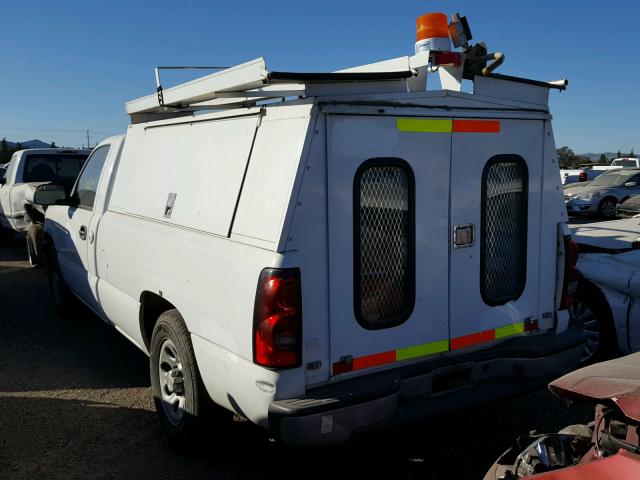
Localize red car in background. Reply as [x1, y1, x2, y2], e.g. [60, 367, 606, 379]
[484, 353, 640, 479]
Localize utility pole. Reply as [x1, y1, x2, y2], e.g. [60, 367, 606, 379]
[86, 130, 91, 148]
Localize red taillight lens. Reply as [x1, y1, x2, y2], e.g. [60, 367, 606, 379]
[579, 171, 587, 182]
[561, 237, 580, 309]
[253, 268, 302, 368]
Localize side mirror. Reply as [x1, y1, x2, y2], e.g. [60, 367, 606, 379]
[32, 184, 67, 206]
[625, 182, 638, 188]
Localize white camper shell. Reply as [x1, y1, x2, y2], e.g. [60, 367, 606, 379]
[40, 52, 584, 445]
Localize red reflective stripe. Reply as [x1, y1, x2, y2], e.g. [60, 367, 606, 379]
[353, 350, 396, 370]
[452, 119, 500, 133]
[451, 329, 495, 350]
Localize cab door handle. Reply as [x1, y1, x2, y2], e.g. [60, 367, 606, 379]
[79, 225, 87, 241]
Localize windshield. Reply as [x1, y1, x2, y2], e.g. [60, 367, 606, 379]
[23, 154, 88, 192]
[590, 171, 638, 187]
[612, 159, 638, 167]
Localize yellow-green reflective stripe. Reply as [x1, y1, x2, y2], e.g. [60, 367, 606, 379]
[396, 118, 452, 133]
[495, 322, 525, 339]
[396, 339, 450, 361]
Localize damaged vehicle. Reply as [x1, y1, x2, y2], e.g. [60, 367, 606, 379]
[571, 250, 640, 362]
[617, 195, 640, 218]
[484, 352, 640, 479]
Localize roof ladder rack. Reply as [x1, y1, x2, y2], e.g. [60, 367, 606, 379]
[125, 56, 422, 122]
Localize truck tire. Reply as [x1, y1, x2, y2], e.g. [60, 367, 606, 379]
[571, 277, 618, 364]
[44, 243, 75, 315]
[150, 309, 208, 442]
[26, 224, 44, 267]
[597, 197, 617, 219]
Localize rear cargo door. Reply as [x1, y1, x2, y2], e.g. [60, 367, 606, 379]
[449, 119, 543, 349]
[327, 115, 450, 376]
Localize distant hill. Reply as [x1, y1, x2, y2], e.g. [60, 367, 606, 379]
[3, 139, 52, 149]
[581, 152, 615, 162]
[579, 152, 633, 162]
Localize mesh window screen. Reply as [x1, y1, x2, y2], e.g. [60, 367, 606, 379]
[355, 160, 414, 328]
[481, 156, 528, 305]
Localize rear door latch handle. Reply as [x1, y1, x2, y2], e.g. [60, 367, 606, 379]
[79, 225, 87, 241]
[453, 224, 475, 248]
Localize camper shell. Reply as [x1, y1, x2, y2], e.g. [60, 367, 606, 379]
[40, 51, 584, 445]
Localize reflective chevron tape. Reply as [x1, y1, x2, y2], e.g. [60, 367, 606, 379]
[396, 118, 500, 133]
[332, 321, 530, 375]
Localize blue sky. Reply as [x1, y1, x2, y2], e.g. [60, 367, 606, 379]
[1, 0, 638, 153]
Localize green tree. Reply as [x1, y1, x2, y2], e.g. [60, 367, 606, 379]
[599, 153, 607, 163]
[618, 150, 622, 158]
[50, 141, 56, 148]
[0, 138, 8, 163]
[15, 142, 23, 151]
[630, 148, 636, 158]
[557, 146, 579, 168]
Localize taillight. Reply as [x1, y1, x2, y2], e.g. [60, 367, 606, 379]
[578, 171, 587, 182]
[253, 268, 302, 368]
[560, 236, 579, 309]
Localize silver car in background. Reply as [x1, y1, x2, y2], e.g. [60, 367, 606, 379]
[564, 168, 640, 218]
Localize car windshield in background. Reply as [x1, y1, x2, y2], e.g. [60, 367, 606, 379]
[612, 159, 637, 167]
[23, 154, 88, 192]
[589, 171, 637, 187]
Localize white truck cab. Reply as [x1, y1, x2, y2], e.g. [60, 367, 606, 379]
[37, 13, 584, 445]
[0, 148, 90, 233]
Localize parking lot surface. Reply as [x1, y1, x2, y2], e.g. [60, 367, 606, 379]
[0, 235, 592, 479]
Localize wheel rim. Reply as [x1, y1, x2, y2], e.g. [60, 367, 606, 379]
[601, 200, 616, 217]
[158, 338, 186, 426]
[570, 299, 600, 363]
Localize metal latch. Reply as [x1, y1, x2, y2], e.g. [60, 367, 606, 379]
[453, 224, 475, 248]
[164, 192, 177, 218]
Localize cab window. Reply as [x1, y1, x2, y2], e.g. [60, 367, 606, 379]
[73, 146, 110, 210]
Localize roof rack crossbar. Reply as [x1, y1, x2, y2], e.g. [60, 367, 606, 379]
[126, 56, 420, 118]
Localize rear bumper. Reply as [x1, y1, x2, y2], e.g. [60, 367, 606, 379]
[269, 330, 585, 446]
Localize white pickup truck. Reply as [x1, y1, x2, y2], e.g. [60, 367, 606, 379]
[559, 158, 640, 185]
[0, 148, 90, 261]
[33, 13, 585, 446]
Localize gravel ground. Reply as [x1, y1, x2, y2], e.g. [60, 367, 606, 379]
[0, 235, 592, 479]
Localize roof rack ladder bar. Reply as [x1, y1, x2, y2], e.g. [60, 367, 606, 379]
[154, 66, 229, 108]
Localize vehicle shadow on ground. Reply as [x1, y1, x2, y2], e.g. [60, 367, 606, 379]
[0, 236, 149, 393]
[0, 237, 593, 479]
[0, 391, 592, 480]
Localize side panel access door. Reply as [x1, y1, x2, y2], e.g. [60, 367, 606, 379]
[327, 115, 450, 376]
[449, 119, 543, 348]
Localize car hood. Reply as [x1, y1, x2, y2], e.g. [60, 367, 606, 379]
[563, 183, 613, 196]
[549, 352, 640, 422]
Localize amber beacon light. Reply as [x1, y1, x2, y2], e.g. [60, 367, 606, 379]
[415, 12, 451, 54]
